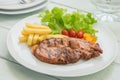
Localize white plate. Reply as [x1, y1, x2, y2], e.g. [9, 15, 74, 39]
[0, 0, 47, 10]
[7, 14, 118, 77]
[0, 0, 48, 15]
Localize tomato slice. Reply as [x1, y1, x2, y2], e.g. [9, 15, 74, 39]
[77, 30, 84, 38]
[61, 29, 69, 36]
[69, 29, 76, 37]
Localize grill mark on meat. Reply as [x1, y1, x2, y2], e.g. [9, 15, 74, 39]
[61, 38, 63, 45]
[69, 41, 71, 48]
[46, 39, 50, 47]
[33, 38, 103, 64]
[40, 46, 51, 59]
[62, 48, 69, 63]
[47, 49, 52, 58]
[53, 38, 57, 46]
[56, 48, 62, 59]
[47, 38, 57, 47]
[73, 50, 80, 60]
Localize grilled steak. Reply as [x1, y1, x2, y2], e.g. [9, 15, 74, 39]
[32, 38, 103, 64]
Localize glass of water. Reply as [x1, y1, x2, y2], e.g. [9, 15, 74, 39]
[91, 0, 120, 22]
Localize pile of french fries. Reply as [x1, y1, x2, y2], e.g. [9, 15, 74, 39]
[19, 23, 67, 46]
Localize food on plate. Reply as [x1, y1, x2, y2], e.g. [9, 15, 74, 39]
[77, 30, 84, 38]
[69, 29, 77, 37]
[27, 34, 34, 46]
[38, 7, 98, 42]
[19, 23, 51, 46]
[61, 29, 69, 36]
[26, 23, 50, 29]
[23, 27, 51, 35]
[32, 37, 103, 64]
[32, 34, 39, 44]
[19, 36, 27, 42]
[39, 7, 97, 36]
[61, 29, 96, 42]
[83, 33, 97, 42]
[38, 34, 67, 42]
[19, 23, 67, 46]
[18, 7, 103, 65]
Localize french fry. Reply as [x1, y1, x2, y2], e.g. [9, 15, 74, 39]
[26, 23, 50, 29]
[46, 34, 68, 39]
[38, 35, 47, 41]
[33, 34, 39, 44]
[27, 34, 34, 46]
[23, 27, 51, 35]
[21, 30, 29, 36]
[19, 36, 27, 42]
[37, 34, 68, 42]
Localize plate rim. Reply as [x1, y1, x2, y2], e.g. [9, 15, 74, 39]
[0, 0, 48, 10]
[7, 14, 119, 77]
[0, 1, 49, 15]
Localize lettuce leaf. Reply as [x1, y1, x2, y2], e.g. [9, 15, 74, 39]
[38, 7, 98, 36]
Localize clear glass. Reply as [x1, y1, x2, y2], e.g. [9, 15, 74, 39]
[91, 0, 120, 22]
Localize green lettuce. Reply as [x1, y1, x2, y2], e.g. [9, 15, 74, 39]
[38, 7, 98, 36]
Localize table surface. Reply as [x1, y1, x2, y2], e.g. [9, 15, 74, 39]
[0, 0, 120, 80]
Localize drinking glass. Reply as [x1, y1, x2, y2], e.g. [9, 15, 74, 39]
[91, 0, 120, 22]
